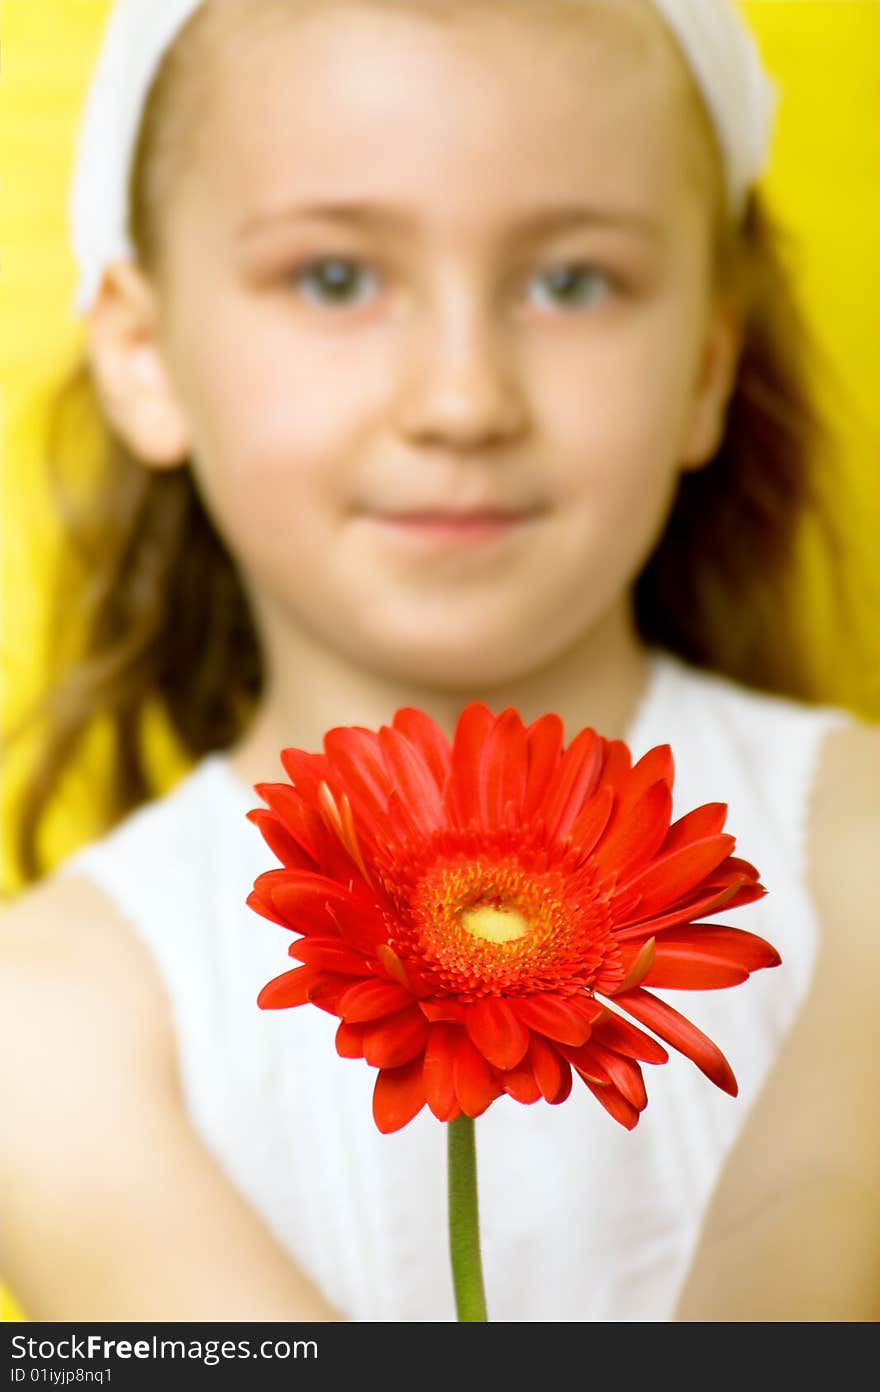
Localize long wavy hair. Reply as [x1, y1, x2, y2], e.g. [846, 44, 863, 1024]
[5, 0, 873, 887]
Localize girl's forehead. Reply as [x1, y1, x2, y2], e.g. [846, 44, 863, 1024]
[205, 0, 678, 91]
[194, 0, 687, 134]
[189, 0, 697, 219]
[199, 0, 669, 46]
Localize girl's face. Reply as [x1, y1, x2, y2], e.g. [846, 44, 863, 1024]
[128, 0, 740, 689]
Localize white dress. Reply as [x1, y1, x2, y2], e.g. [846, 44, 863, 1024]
[55, 649, 854, 1321]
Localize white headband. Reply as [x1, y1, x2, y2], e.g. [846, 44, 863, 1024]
[69, 0, 777, 318]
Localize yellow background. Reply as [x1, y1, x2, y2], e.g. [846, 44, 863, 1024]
[1, 0, 878, 1323]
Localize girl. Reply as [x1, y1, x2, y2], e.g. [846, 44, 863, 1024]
[3, 0, 879, 1322]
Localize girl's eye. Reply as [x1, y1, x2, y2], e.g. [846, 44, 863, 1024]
[292, 257, 378, 307]
[528, 263, 614, 311]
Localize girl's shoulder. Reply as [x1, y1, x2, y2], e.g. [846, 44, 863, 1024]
[675, 698, 880, 1318]
[642, 650, 865, 859]
[61, 752, 241, 860]
[658, 653, 879, 879]
[0, 758, 237, 1095]
[808, 713, 880, 941]
[1, 845, 179, 1092]
[48, 751, 257, 916]
[652, 648, 860, 738]
[1, 868, 171, 1034]
[669, 650, 880, 929]
[8, 739, 238, 963]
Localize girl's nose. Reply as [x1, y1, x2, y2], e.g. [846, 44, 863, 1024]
[394, 292, 530, 451]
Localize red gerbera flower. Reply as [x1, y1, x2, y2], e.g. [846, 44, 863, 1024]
[246, 703, 778, 1134]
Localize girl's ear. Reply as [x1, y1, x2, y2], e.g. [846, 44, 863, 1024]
[85, 260, 191, 468]
[679, 298, 745, 472]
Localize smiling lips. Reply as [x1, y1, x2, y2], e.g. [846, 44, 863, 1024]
[366, 506, 544, 545]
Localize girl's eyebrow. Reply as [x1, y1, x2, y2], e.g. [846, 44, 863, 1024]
[236, 199, 664, 245]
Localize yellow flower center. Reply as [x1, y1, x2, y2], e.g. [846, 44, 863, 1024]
[460, 903, 530, 944]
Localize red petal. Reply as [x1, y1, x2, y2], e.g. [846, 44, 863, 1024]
[589, 1008, 669, 1064]
[614, 875, 759, 937]
[338, 978, 414, 1023]
[579, 1074, 641, 1130]
[640, 959, 749, 989]
[454, 1032, 502, 1117]
[375, 943, 423, 995]
[322, 726, 392, 823]
[528, 1034, 572, 1104]
[612, 935, 656, 993]
[252, 781, 320, 845]
[597, 739, 632, 795]
[615, 834, 736, 914]
[478, 707, 528, 828]
[612, 986, 738, 1096]
[372, 1058, 426, 1133]
[246, 809, 317, 871]
[379, 789, 429, 849]
[509, 994, 594, 1046]
[591, 780, 673, 883]
[303, 972, 355, 1015]
[424, 1023, 461, 1121]
[584, 1041, 648, 1110]
[419, 997, 467, 1024]
[267, 870, 356, 923]
[363, 1006, 429, 1068]
[313, 784, 373, 884]
[543, 728, 604, 840]
[502, 1056, 542, 1104]
[622, 744, 674, 807]
[661, 802, 727, 854]
[670, 924, 780, 972]
[523, 713, 564, 820]
[257, 965, 315, 1009]
[465, 996, 530, 1069]
[392, 707, 452, 789]
[568, 785, 615, 859]
[279, 747, 332, 801]
[722, 881, 767, 910]
[556, 1039, 612, 1086]
[567, 994, 607, 1030]
[335, 1020, 367, 1058]
[449, 702, 497, 828]
[378, 726, 446, 833]
[635, 924, 780, 989]
[721, 855, 762, 881]
[326, 896, 390, 955]
[287, 938, 366, 974]
[246, 887, 292, 930]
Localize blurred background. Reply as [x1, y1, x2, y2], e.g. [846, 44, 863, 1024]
[1, 0, 879, 1319]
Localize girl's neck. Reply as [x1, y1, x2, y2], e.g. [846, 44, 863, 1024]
[226, 600, 655, 787]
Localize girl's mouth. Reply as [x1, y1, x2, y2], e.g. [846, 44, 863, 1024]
[364, 508, 544, 547]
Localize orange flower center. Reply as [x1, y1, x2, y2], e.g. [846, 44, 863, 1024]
[380, 832, 617, 999]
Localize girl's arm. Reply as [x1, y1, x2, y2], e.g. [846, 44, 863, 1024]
[673, 721, 880, 1321]
[0, 873, 342, 1322]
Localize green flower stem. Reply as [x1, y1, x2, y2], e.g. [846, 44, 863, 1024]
[447, 1114, 488, 1321]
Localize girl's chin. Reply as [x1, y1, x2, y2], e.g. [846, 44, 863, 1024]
[341, 620, 572, 691]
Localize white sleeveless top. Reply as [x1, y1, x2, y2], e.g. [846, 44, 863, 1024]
[55, 651, 853, 1321]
